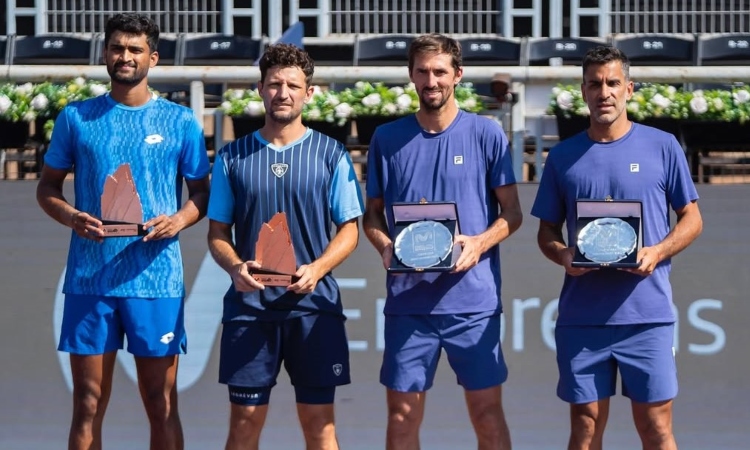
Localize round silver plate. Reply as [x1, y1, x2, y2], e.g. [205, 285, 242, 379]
[577, 217, 637, 264]
[394, 220, 454, 269]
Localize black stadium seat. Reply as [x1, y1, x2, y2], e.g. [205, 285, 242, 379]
[613, 34, 696, 65]
[699, 33, 750, 65]
[180, 35, 263, 65]
[353, 34, 414, 66]
[458, 37, 521, 66]
[527, 37, 604, 66]
[11, 35, 96, 65]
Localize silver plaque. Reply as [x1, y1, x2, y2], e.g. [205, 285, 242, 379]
[577, 217, 637, 264]
[394, 220, 454, 269]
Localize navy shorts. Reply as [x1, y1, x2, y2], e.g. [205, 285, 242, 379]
[220, 313, 350, 403]
[380, 311, 508, 392]
[555, 323, 678, 404]
[58, 294, 186, 356]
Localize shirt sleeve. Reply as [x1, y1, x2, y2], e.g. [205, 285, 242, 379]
[486, 118, 517, 188]
[365, 132, 384, 199]
[530, 151, 566, 224]
[179, 114, 210, 180]
[207, 151, 235, 224]
[329, 151, 364, 225]
[665, 135, 699, 210]
[43, 107, 74, 170]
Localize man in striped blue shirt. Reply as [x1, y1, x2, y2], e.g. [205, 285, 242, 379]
[208, 43, 363, 450]
[36, 13, 210, 450]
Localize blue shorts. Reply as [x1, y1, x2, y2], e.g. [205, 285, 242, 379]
[219, 314, 350, 404]
[59, 294, 186, 357]
[380, 312, 508, 392]
[555, 323, 677, 404]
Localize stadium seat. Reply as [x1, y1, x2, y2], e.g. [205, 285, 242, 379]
[353, 34, 414, 66]
[458, 37, 522, 66]
[10, 35, 96, 65]
[527, 37, 604, 66]
[180, 35, 263, 65]
[698, 33, 750, 65]
[613, 34, 696, 65]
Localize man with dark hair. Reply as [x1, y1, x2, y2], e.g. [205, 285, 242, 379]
[207, 43, 363, 450]
[36, 12, 210, 450]
[364, 33, 522, 450]
[531, 45, 703, 450]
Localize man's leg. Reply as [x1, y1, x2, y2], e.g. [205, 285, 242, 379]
[631, 400, 676, 450]
[226, 400, 269, 450]
[135, 355, 183, 450]
[464, 386, 511, 450]
[297, 402, 338, 450]
[568, 399, 610, 450]
[68, 352, 117, 450]
[386, 389, 426, 450]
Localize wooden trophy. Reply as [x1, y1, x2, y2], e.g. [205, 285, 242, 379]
[250, 212, 298, 286]
[100, 164, 147, 237]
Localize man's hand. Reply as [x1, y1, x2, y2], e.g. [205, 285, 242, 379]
[288, 264, 323, 294]
[71, 211, 104, 242]
[452, 234, 482, 273]
[621, 245, 662, 276]
[143, 214, 183, 242]
[560, 247, 597, 276]
[232, 260, 265, 292]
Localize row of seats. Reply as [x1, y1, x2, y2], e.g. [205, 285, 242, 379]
[353, 34, 750, 66]
[0, 34, 265, 66]
[2, 33, 750, 67]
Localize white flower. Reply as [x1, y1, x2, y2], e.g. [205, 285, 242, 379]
[311, 85, 323, 96]
[362, 93, 382, 107]
[628, 102, 640, 113]
[576, 105, 590, 116]
[220, 101, 232, 111]
[389, 86, 405, 96]
[651, 94, 671, 109]
[666, 85, 677, 95]
[73, 77, 86, 87]
[462, 97, 477, 109]
[556, 91, 574, 110]
[0, 95, 13, 113]
[733, 90, 750, 104]
[244, 100, 265, 117]
[230, 89, 244, 99]
[692, 90, 704, 97]
[326, 94, 340, 106]
[334, 103, 353, 118]
[690, 96, 708, 114]
[23, 110, 37, 121]
[89, 84, 108, 96]
[384, 103, 398, 115]
[16, 83, 33, 95]
[712, 98, 725, 110]
[552, 86, 562, 95]
[31, 93, 49, 110]
[306, 108, 321, 120]
[354, 81, 365, 90]
[396, 93, 412, 110]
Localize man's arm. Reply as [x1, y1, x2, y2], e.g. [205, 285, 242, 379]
[452, 184, 523, 272]
[626, 200, 703, 276]
[143, 176, 210, 241]
[207, 219, 264, 292]
[289, 218, 360, 294]
[363, 196, 393, 270]
[537, 219, 595, 277]
[36, 165, 104, 241]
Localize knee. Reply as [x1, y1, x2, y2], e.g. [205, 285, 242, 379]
[299, 413, 336, 443]
[141, 387, 174, 424]
[468, 403, 506, 441]
[636, 416, 673, 446]
[71, 387, 105, 422]
[228, 407, 265, 442]
[387, 403, 421, 437]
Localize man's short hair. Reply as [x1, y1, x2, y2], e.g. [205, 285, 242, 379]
[258, 44, 315, 87]
[408, 34, 462, 74]
[582, 46, 631, 81]
[104, 13, 160, 53]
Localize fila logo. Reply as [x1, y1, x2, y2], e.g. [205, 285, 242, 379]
[144, 134, 164, 144]
[454, 155, 464, 165]
[630, 163, 640, 172]
[271, 163, 289, 178]
[332, 363, 343, 376]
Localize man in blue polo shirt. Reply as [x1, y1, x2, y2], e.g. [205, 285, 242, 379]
[364, 34, 523, 449]
[531, 46, 703, 450]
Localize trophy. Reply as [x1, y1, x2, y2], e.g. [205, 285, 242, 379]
[100, 164, 147, 237]
[250, 212, 299, 286]
[389, 201, 462, 273]
[572, 199, 642, 268]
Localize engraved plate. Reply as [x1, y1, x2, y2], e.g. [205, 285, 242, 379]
[577, 217, 638, 264]
[394, 221, 454, 269]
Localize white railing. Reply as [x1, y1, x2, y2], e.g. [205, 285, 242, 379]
[3, 64, 750, 180]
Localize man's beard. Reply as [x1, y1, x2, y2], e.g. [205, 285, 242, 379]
[108, 63, 147, 86]
[268, 107, 301, 124]
[419, 88, 451, 111]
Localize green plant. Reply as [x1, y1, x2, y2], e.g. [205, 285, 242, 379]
[302, 86, 354, 126]
[546, 84, 589, 118]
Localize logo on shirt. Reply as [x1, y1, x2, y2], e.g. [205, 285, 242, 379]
[454, 155, 464, 165]
[332, 363, 343, 376]
[144, 134, 164, 144]
[160, 332, 175, 344]
[271, 163, 289, 178]
[630, 163, 640, 172]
